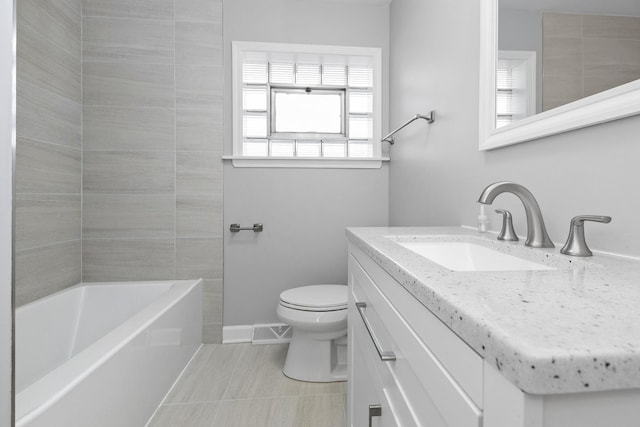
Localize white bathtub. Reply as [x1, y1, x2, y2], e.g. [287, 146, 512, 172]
[15, 279, 203, 427]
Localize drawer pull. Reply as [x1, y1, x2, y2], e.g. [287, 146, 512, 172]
[356, 302, 396, 362]
[369, 404, 382, 427]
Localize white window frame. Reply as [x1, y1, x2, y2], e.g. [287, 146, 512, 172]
[496, 50, 537, 128]
[229, 41, 383, 168]
[270, 86, 347, 139]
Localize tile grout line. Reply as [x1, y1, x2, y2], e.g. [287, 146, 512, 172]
[151, 344, 346, 426]
[81, 14, 174, 23]
[82, 104, 175, 110]
[173, 0, 177, 282]
[217, 343, 251, 401]
[159, 343, 245, 407]
[15, 192, 81, 196]
[81, 59, 175, 67]
[160, 391, 348, 406]
[216, 0, 224, 346]
[80, 0, 84, 282]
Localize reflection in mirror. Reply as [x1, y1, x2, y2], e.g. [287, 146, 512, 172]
[498, 0, 640, 126]
[479, 0, 640, 150]
[496, 50, 536, 127]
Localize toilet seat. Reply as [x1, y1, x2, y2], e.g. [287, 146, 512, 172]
[280, 300, 347, 312]
[279, 285, 347, 312]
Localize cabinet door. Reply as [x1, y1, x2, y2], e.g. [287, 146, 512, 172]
[350, 306, 399, 427]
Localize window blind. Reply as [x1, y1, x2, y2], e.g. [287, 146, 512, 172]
[496, 66, 519, 127]
[496, 51, 536, 129]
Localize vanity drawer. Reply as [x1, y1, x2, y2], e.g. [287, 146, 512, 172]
[349, 252, 482, 427]
[349, 304, 406, 427]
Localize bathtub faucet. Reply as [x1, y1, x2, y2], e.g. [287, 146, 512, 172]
[477, 181, 555, 248]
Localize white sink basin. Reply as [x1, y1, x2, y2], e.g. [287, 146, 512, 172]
[397, 241, 555, 272]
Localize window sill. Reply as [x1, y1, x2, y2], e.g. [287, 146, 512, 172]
[222, 156, 389, 169]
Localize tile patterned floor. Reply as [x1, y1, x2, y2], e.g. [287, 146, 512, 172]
[147, 344, 347, 427]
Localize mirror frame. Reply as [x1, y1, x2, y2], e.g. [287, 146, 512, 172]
[479, 0, 640, 150]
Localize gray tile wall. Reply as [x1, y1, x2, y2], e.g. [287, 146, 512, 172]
[15, 0, 82, 306]
[82, 0, 224, 343]
[543, 13, 640, 111]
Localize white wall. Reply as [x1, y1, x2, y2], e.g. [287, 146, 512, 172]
[223, 0, 390, 325]
[0, 0, 14, 424]
[389, 0, 640, 257]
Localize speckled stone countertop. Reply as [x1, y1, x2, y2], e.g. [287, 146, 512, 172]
[346, 226, 640, 395]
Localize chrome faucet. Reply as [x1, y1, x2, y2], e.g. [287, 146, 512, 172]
[477, 182, 555, 248]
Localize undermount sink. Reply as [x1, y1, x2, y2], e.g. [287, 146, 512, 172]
[396, 240, 556, 272]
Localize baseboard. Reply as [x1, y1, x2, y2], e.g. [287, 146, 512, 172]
[222, 323, 292, 344]
[222, 325, 253, 343]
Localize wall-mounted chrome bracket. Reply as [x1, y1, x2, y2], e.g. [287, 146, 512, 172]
[381, 111, 435, 144]
[230, 223, 264, 232]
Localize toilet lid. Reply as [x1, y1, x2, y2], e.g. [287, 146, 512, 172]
[280, 285, 347, 311]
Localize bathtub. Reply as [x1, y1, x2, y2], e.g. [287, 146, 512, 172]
[15, 279, 203, 427]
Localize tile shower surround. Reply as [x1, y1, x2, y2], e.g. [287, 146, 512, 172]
[82, 0, 224, 343]
[15, 0, 83, 305]
[16, 0, 224, 343]
[542, 13, 640, 111]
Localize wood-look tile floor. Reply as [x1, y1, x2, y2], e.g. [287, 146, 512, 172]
[147, 343, 347, 427]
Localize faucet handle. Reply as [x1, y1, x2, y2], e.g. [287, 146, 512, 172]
[561, 215, 612, 257]
[495, 209, 519, 241]
[569, 215, 612, 227]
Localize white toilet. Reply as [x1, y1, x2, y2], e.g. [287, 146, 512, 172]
[276, 284, 348, 382]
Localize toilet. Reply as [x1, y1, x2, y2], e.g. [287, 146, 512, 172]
[277, 284, 348, 382]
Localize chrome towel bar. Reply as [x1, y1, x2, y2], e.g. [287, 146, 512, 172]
[382, 111, 435, 144]
[230, 223, 263, 232]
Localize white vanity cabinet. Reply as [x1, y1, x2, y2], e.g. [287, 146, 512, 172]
[348, 244, 483, 427]
[347, 242, 640, 427]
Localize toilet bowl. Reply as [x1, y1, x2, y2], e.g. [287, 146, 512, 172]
[277, 284, 348, 382]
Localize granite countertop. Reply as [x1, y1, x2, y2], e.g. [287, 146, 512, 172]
[346, 226, 640, 395]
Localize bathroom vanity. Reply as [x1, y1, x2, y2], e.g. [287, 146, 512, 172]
[347, 227, 640, 426]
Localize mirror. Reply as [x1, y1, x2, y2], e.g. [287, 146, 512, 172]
[479, 0, 640, 150]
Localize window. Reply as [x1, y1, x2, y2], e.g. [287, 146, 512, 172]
[496, 51, 536, 129]
[271, 88, 344, 136]
[231, 42, 382, 167]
